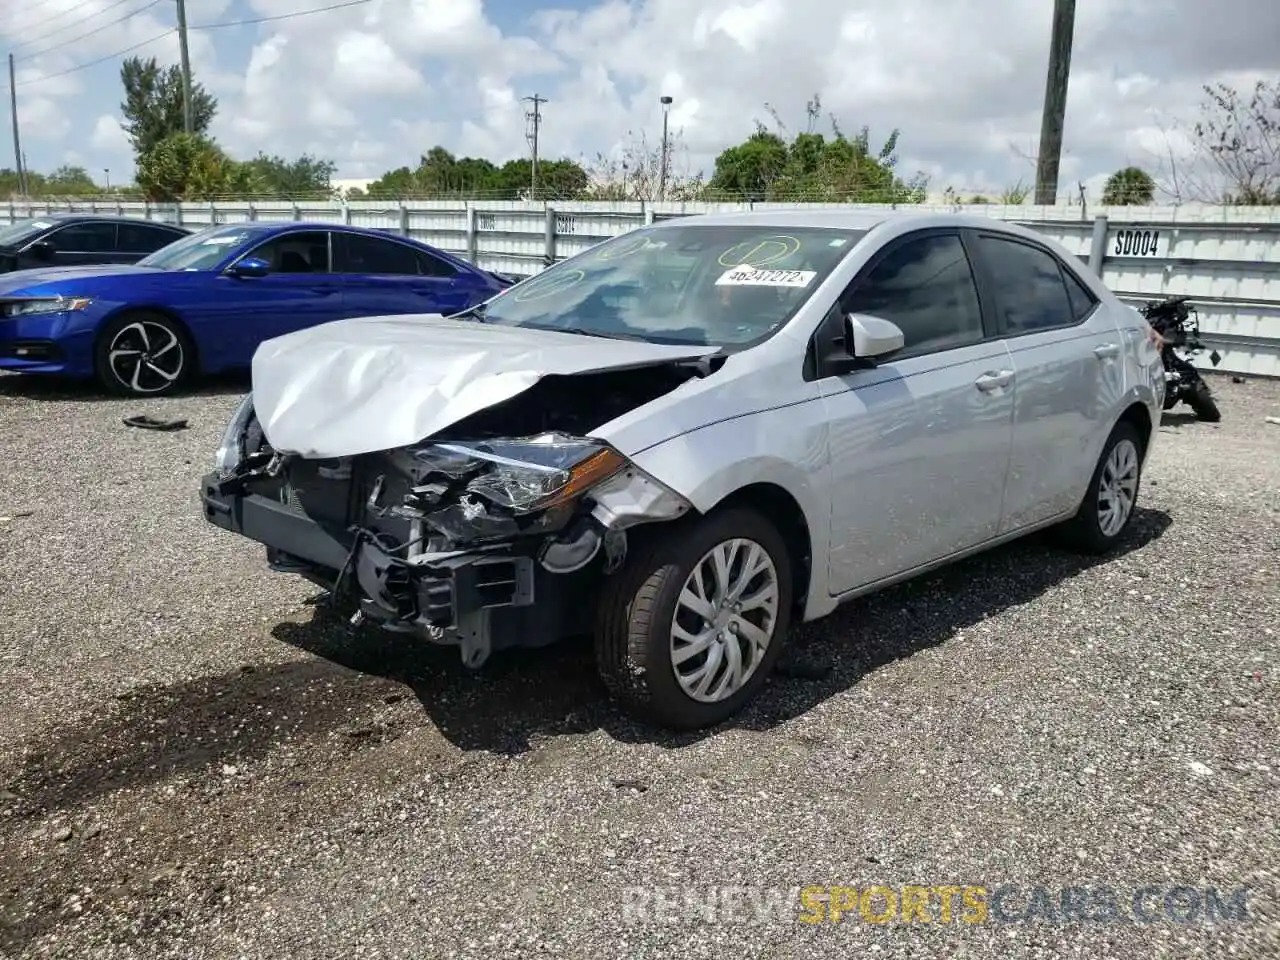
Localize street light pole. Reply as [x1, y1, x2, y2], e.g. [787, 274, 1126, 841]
[659, 95, 673, 202]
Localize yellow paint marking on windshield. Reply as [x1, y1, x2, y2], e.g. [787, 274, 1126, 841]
[594, 234, 657, 261]
[717, 235, 802, 268]
[510, 268, 586, 302]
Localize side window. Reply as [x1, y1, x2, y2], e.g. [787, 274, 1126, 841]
[974, 235, 1075, 334]
[118, 222, 186, 254]
[1061, 264, 1099, 321]
[842, 233, 985, 355]
[44, 222, 116, 253]
[245, 231, 331, 273]
[416, 250, 458, 278]
[334, 233, 423, 275]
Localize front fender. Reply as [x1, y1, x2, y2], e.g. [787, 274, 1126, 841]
[623, 401, 839, 621]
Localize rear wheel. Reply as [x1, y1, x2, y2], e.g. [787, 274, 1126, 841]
[1056, 421, 1144, 554]
[1188, 380, 1221, 422]
[595, 507, 792, 730]
[93, 311, 193, 397]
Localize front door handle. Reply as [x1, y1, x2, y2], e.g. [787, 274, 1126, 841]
[975, 370, 1015, 392]
[1094, 343, 1120, 359]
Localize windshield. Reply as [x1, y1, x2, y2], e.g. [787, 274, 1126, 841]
[137, 223, 261, 270]
[0, 218, 56, 248]
[475, 224, 866, 347]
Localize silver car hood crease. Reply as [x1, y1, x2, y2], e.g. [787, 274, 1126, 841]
[250, 313, 719, 459]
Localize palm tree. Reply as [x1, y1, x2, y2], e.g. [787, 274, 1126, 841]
[1103, 167, 1156, 205]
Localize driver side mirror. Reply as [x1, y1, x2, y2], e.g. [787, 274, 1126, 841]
[27, 240, 55, 262]
[843, 313, 905, 361]
[227, 257, 270, 279]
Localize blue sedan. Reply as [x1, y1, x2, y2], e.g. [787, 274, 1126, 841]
[0, 221, 513, 395]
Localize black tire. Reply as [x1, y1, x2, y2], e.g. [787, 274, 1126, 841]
[594, 507, 793, 730]
[1188, 381, 1221, 422]
[1055, 420, 1145, 555]
[93, 311, 194, 397]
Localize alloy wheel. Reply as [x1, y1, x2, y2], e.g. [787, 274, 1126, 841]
[1097, 438, 1139, 537]
[670, 537, 779, 703]
[107, 321, 185, 394]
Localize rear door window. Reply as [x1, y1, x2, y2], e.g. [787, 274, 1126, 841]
[973, 235, 1077, 334]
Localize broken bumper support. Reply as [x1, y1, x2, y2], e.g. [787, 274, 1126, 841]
[199, 473, 582, 667]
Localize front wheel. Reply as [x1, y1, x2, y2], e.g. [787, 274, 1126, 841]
[594, 507, 793, 730]
[93, 312, 193, 397]
[1055, 421, 1144, 555]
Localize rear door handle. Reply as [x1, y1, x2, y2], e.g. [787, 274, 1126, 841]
[1094, 343, 1119, 359]
[975, 370, 1015, 392]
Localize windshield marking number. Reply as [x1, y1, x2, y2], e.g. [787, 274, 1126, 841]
[716, 266, 817, 288]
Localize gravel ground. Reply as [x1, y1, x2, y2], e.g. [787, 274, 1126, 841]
[0, 371, 1277, 960]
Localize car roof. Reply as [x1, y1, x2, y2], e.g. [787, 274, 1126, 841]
[31, 213, 190, 229]
[647, 207, 1047, 242]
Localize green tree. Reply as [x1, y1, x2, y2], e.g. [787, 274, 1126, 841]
[134, 133, 257, 201]
[365, 147, 589, 199]
[1102, 166, 1155, 205]
[120, 56, 217, 162]
[707, 94, 927, 203]
[240, 152, 336, 197]
[43, 165, 100, 196]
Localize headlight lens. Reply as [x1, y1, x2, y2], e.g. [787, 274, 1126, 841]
[214, 393, 256, 472]
[413, 434, 627, 513]
[2, 297, 93, 318]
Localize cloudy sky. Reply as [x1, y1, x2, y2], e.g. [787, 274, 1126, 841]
[3, 0, 1279, 199]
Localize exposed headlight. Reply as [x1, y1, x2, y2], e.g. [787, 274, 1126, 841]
[214, 393, 257, 472]
[413, 434, 627, 513]
[3, 297, 93, 318]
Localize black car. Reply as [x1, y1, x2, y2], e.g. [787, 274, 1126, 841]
[0, 214, 192, 273]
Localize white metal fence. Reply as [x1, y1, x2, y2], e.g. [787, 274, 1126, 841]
[5, 198, 1279, 377]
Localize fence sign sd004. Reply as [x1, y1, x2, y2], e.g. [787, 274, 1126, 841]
[1110, 226, 1163, 258]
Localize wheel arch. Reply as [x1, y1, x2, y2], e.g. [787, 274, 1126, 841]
[702, 481, 814, 622]
[1116, 399, 1154, 456]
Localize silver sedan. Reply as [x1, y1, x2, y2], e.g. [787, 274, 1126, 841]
[202, 209, 1166, 730]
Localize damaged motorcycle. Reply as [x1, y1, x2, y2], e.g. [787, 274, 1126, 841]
[1139, 294, 1222, 422]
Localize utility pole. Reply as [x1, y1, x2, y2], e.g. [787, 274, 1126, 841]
[523, 94, 546, 199]
[1033, 0, 1076, 205]
[175, 0, 194, 134]
[8, 53, 26, 197]
[659, 95, 673, 202]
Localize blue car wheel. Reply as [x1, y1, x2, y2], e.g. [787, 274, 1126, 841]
[93, 312, 194, 397]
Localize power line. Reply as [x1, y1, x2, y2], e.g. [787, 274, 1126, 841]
[16, 0, 167, 64]
[191, 0, 374, 30]
[15, 29, 174, 86]
[12, 0, 143, 54]
[14, 0, 375, 89]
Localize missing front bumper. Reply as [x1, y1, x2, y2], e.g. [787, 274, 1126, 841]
[200, 472, 590, 666]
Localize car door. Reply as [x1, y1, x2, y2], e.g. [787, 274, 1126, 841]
[817, 229, 1017, 596]
[966, 231, 1125, 532]
[29, 221, 119, 266]
[216, 230, 345, 352]
[331, 231, 472, 317]
[117, 221, 189, 264]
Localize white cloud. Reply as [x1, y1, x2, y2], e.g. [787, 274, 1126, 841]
[1, 0, 1278, 203]
[89, 115, 131, 158]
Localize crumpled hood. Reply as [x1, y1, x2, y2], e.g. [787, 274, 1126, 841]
[250, 313, 718, 458]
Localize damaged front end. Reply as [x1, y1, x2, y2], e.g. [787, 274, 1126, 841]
[201, 392, 693, 668]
